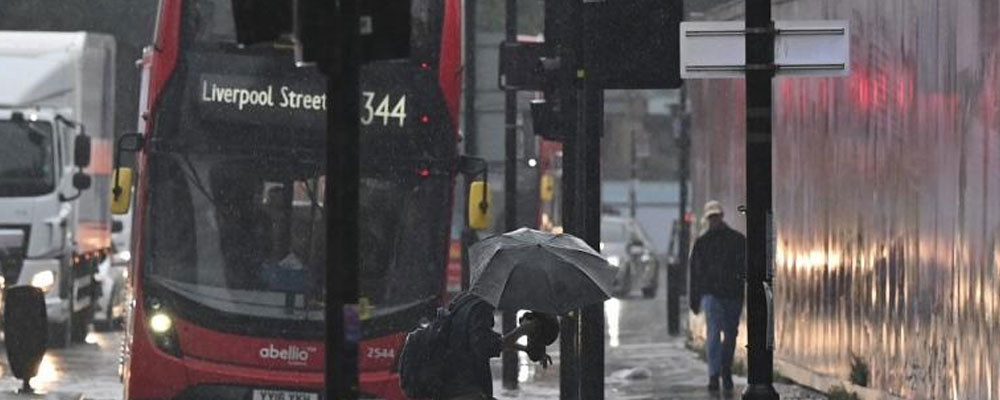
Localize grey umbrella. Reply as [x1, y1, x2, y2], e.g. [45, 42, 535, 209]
[469, 228, 617, 314]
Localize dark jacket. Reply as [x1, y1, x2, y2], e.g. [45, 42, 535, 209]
[439, 292, 503, 398]
[689, 222, 746, 311]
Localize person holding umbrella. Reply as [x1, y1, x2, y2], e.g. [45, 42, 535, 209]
[435, 293, 561, 400]
[433, 228, 616, 400]
[689, 200, 746, 392]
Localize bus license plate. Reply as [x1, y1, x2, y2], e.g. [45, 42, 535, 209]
[252, 389, 318, 400]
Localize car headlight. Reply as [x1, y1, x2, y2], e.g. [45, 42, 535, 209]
[640, 253, 652, 263]
[31, 270, 56, 292]
[113, 250, 132, 264]
[607, 256, 621, 267]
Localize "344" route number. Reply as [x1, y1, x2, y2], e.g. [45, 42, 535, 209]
[361, 92, 407, 127]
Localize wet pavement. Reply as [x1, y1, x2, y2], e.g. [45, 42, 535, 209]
[0, 331, 123, 400]
[491, 269, 828, 400]
[0, 269, 826, 400]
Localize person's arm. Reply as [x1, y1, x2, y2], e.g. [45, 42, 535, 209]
[469, 304, 503, 359]
[689, 239, 703, 314]
[500, 318, 537, 349]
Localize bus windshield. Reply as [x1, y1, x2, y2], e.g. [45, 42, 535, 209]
[146, 151, 325, 321]
[359, 172, 451, 320]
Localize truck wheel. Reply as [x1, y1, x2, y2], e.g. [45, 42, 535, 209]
[94, 283, 120, 332]
[71, 307, 93, 342]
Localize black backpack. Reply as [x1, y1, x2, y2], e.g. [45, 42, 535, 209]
[398, 296, 471, 398]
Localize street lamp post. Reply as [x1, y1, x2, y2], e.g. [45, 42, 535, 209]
[743, 0, 779, 398]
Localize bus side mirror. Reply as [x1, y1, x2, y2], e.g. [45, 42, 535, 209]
[468, 181, 492, 230]
[111, 168, 134, 215]
[74, 134, 91, 168]
[540, 173, 554, 202]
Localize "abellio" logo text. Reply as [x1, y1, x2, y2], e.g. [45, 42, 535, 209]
[259, 344, 310, 363]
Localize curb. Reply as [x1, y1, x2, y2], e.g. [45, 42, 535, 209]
[774, 358, 907, 400]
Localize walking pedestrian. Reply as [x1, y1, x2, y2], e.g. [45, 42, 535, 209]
[689, 200, 745, 392]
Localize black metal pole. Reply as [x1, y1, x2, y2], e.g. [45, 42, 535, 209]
[577, 85, 604, 400]
[327, 0, 360, 398]
[502, 0, 520, 391]
[559, 133, 580, 400]
[461, 0, 477, 292]
[668, 84, 690, 337]
[743, 0, 778, 398]
[629, 128, 637, 219]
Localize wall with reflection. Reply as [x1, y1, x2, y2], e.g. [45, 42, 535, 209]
[689, 1, 1000, 398]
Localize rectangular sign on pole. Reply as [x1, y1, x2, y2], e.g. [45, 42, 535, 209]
[679, 20, 849, 79]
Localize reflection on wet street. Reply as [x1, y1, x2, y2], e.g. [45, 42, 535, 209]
[495, 270, 827, 399]
[0, 332, 123, 400]
[605, 298, 622, 348]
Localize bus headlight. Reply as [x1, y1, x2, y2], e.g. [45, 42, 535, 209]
[145, 295, 181, 357]
[149, 313, 172, 333]
[31, 270, 56, 292]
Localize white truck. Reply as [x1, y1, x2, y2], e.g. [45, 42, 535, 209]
[0, 32, 115, 347]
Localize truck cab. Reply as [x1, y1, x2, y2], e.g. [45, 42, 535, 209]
[0, 31, 115, 347]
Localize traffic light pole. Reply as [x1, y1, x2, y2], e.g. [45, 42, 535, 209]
[327, 0, 360, 398]
[559, 134, 579, 400]
[668, 84, 690, 336]
[502, 0, 520, 391]
[577, 85, 605, 400]
[743, 0, 779, 398]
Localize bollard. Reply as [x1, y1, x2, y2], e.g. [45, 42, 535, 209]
[3, 286, 48, 394]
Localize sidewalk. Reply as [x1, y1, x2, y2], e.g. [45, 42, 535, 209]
[490, 336, 827, 400]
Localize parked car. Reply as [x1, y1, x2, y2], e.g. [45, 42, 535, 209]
[601, 215, 659, 298]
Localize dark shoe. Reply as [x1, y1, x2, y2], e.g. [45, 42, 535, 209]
[708, 375, 720, 391]
[722, 374, 734, 391]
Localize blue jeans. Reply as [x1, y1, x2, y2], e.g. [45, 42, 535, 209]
[702, 295, 742, 377]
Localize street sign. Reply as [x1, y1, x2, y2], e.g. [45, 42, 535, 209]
[679, 20, 849, 79]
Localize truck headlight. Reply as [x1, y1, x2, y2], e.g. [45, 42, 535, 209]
[607, 256, 621, 267]
[112, 250, 131, 264]
[31, 270, 56, 292]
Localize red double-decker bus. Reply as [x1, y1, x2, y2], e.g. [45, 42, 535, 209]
[115, 1, 462, 399]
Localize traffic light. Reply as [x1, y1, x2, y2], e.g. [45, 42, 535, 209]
[498, 0, 580, 141]
[535, 0, 580, 142]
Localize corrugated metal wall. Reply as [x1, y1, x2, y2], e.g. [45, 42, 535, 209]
[689, 1, 1000, 398]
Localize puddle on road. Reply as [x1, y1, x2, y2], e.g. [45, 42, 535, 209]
[27, 354, 60, 391]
